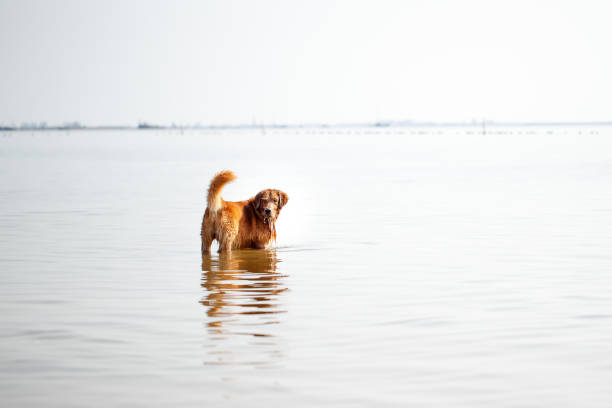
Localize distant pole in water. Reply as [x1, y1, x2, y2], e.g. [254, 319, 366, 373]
[482, 119, 486, 135]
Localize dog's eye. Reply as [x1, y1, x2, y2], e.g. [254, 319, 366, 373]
[273, 199, 277, 203]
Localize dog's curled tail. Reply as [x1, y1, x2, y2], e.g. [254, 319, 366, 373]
[207, 170, 236, 212]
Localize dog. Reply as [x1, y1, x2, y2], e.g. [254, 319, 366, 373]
[201, 170, 289, 254]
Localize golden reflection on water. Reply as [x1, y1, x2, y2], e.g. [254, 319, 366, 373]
[201, 249, 288, 366]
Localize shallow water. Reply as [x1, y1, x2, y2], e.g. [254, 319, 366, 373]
[1, 127, 612, 407]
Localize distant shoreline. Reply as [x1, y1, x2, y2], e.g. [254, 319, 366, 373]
[2, 121, 612, 132]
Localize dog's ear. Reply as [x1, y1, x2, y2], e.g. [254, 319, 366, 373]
[278, 191, 289, 210]
[253, 192, 263, 210]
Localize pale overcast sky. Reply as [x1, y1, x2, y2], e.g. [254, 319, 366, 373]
[1, 0, 611, 126]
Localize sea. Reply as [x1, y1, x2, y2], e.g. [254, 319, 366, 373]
[1, 126, 612, 407]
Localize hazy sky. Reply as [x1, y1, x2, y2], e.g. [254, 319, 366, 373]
[1, 0, 611, 126]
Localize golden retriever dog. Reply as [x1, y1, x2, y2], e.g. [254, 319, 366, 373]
[201, 170, 289, 254]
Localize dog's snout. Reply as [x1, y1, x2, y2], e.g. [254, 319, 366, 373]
[265, 208, 272, 215]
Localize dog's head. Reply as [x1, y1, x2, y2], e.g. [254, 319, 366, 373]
[253, 189, 289, 221]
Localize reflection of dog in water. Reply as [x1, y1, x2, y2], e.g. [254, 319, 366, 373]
[201, 170, 289, 254]
[201, 250, 287, 320]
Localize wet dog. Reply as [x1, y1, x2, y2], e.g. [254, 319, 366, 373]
[201, 170, 289, 253]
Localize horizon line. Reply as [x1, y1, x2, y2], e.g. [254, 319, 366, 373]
[2, 119, 612, 131]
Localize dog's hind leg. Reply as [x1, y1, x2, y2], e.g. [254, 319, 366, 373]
[201, 209, 214, 255]
[218, 239, 233, 253]
[201, 233, 213, 255]
[218, 230, 237, 253]
[217, 213, 238, 253]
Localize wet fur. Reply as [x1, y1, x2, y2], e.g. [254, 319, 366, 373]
[201, 170, 289, 254]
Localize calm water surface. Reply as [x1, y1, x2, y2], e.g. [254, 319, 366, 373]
[1, 127, 612, 407]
